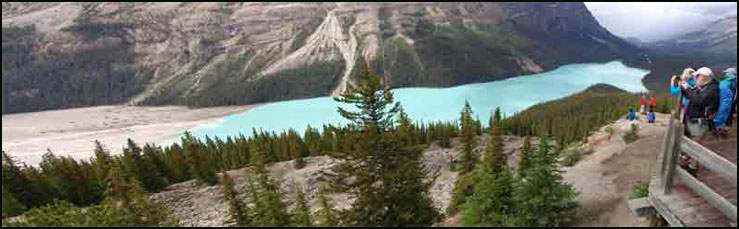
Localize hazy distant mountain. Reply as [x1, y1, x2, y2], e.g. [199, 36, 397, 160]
[2, 2, 640, 114]
[646, 16, 737, 62]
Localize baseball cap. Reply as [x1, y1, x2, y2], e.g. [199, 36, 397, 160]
[692, 67, 713, 77]
[723, 68, 737, 76]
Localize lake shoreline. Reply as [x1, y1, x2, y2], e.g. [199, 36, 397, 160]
[2, 105, 257, 166]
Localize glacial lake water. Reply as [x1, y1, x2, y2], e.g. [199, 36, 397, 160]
[191, 61, 649, 140]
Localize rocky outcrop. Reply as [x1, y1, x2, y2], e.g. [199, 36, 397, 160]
[148, 135, 540, 227]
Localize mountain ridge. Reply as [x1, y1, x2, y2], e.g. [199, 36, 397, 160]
[2, 2, 642, 114]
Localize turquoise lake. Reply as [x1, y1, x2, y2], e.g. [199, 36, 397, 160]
[192, 61, 649, 140]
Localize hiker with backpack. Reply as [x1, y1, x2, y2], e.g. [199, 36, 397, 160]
[678, 67, 720, 176]
[680, 67, 720, 142]
[714, 68, 737, 137]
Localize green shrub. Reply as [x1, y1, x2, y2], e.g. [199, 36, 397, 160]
[562, 150, 582, 167]
[605, 125, 615, 140]
[622, 124, 640, 144]
[631, 183, 649, 199]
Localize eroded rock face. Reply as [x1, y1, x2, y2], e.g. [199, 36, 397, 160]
[2, 2, 640, 114]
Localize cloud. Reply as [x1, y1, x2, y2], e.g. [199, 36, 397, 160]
[585, 2, 738, 42]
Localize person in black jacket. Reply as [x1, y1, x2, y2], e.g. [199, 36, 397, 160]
[680, 67, 720, 141]
[679, 67, 720, 177]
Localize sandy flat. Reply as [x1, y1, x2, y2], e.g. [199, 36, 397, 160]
[2, 105, 256, 166]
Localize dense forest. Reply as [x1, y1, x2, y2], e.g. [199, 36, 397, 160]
[2, 62, 589, 227]
[501, 84, 676, 146]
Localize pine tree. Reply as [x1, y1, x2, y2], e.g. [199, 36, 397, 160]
[461, 166, 516, 227]
[514, 135, 579, 227]
[397, 108, 415, 147]
[222, 171, 250, 227]
[316, 186, 340, 227]
[245, 168, 292, 227]
[291, 186, 313, 227]
[2, 184, 25, 219]
[483, 122, 506, 177]
[91, 141, 113, 193]
[518, 136, 533, 176]
[328, 60, 439, 227]
[182, 132, 219, 186]
[459, 102, 477, 175]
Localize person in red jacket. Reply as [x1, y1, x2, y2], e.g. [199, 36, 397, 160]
[649, 96, 657, 111]
[640, 95, 647, 115]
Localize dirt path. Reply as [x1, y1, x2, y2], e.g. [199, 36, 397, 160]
[564, 114, 671, 227]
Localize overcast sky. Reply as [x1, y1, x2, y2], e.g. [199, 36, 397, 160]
[585, 2, 738, 43]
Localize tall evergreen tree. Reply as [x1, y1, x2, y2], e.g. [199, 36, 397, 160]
[514, 135, 579, 227]
[2, 184, 25, 219]
[245, 169, 292, 227]
[91, 141, 113, 193]
[222, 171, 250, 227]
[461, 166, 516, 227]
[316, 186, 340, 227]
[459, 102, 477, 175]
[483, 122, 506, 178]
[328, 60, 439, 227]
[518, 136, 533, 176]
[291, 186, 313, 227]
[182, 132, 219, 186]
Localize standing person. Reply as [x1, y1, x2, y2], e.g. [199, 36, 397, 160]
[714, 68, 737, 138]
[681, 67, 720, 142]
[627, 108, 637, 121]
[649, 95, 657, 111]
[640, 95, 647, 115]
[678, 67, 720, 176]
[648, 107, 656, 124]
[672, 68, 697, 136]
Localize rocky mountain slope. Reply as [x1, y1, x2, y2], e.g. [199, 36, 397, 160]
[2, 2, 641, 114]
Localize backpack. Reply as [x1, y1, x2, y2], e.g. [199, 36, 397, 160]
[729, 78, 737, 126]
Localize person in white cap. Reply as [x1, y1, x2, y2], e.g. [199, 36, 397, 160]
[679, 67, 720, 176]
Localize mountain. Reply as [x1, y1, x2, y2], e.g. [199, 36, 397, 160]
[647, 16, 737, 62]
[2, 2, 641, 114]
[638, 16, 737, 93]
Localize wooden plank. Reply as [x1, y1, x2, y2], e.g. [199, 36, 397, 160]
[664, 124, 683, 194]
[649, 193, 685, 227]
[681, 136, 738, 181]
[677, 167, 738, 222]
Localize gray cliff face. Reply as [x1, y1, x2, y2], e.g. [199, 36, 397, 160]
[2, 2, 640, 113]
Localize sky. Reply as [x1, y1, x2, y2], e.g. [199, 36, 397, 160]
[585, 2, 738, 43]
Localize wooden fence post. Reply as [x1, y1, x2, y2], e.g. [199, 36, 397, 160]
[663, 123, 683, 195]
[661, 118, 675, 176]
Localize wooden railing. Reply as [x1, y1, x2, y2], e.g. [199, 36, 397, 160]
[660, 118, 738, 222]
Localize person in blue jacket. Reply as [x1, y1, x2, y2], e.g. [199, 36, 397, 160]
[627, 108, 637, 121]
[714, 68, 737, 134]
[648, 107, 656, 124]
[671, 68, 697, 113]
